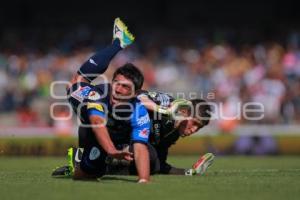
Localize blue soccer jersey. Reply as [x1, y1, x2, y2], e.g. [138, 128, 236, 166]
[67, 82, 110, 125]
[130, 102, 151, 144]
[69, 82, 151, 176]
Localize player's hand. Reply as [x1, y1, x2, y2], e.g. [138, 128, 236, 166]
[110, 150, 133, 161]
[156, 99, 192, 118]
[168, 99, 192, 117]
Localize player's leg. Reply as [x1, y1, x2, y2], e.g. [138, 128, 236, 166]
[76, 39, 122, 82]
[77, 18, 135, 82]
[159, 153, 215, 176]
[52, 87, 104, 178]
[148, 144, 160, 174]
[73, 145, 107, 179]
[51, 127, 87, 178]
[51, 147, 83, 178]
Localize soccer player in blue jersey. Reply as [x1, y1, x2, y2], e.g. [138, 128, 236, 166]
[65, 18, 151, 183]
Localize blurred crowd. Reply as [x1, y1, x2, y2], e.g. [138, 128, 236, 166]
[1, 30, 300, 129]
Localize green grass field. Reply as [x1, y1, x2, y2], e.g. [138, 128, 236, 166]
[0, 156, 300, 200]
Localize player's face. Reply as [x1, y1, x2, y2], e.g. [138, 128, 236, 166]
[178, 119, 204, 137]
[111, 74, 135, 105]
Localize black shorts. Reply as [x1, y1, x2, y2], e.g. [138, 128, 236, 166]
[74, 125, 107, 177]
[79, 142, 108, 177]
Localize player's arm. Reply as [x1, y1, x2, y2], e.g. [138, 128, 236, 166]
[138, 94, 191, 117]
[88, 103, 133, 161]
[133, 142, 150, 183]
[131, 104, 151, 183]
[137, 94, 170, 115]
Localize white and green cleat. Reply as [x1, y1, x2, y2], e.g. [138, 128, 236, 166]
[51, 147, 83, 178]
[51, 165, 72, 178]
[192, 153, 215, 175]
[51, 147, 75, 178]
[113, 17, 135, 48]
[67, 147, 75, 176]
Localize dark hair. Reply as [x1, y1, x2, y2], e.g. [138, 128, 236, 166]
[190, 99, 212, 126]
[112, 63, 144, 91]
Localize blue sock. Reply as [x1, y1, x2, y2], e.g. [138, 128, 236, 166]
[77, 39, 122, 82]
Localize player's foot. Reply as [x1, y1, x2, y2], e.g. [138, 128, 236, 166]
[51, 165, 72, 178]
[51, 148, 76, 178]
[192, 153, 215, 175]
[113, 17, 135, 48]
[51, 147, 78, 178]
[51, 148, 84, 178]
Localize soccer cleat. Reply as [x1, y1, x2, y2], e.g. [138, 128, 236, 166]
[51, 148, 75, 178]
[113, 17, 135, 48]
[67, 147, 75, 176]
[192, 153, 215, 175]
[51, 165, 72, 178]
[68, 147, 84, 173]
[184, 168, 196, 176]
[51, 147, 83, 178]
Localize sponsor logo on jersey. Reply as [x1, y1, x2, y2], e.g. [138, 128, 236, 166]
[88, 91, 101, 100]
[87, 102, 104, 112]
[71, 86, 91, 102]
[89, 147, 101, 160]
[137, 114, 150, 126]
[138, 128, 149, 139]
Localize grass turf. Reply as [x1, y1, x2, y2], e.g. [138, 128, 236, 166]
[0, 156, 299, 200]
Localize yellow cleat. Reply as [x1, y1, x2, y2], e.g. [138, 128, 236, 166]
[113, 17, 135, 48]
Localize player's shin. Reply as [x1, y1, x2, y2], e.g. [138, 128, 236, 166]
[77, 40, 122, 82]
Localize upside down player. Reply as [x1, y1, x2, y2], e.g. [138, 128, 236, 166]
[64, 18, 152, 183]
